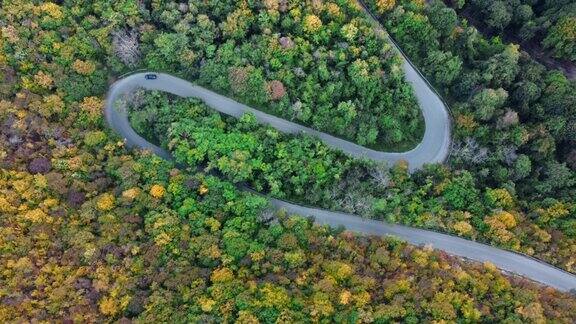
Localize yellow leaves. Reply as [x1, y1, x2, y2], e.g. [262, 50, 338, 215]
[80, 96, 103, 119]
[375, 0, 396, 14]
[284, 250, 306, 268]
[152, 215, 174, 230]
[339, 290, 351, 305]
[33, 174, 48, 189]
[324, 261, 353, 282]
[72, 59, 96, 75]
[33, 71, 54, 89]
[426, 291, 458, 320]
[84, 130, 107, 147]
[221, 8, 252, 39]
[96, 193, 115, 211]
[483, 261, 498, 272]
[0, 195, 14, 213]
[546, 202, 570, 218]
[208, 244, 222, 259]
[153, 232, 172, 246]
[532, 225, 551, 243]
[303, 15, 323, 33]
[149, 184, 166, 199]
[20, 78, 34, 92]
[1, 25, 20, 44]
[250, 250, 265, 262]
[99, 297, 118, 316]
[12, 179, 30, 194]
[325, 3, 342, 18]
[44, 94, 64, 114]
[22, 208, 51, 223]
[83, 246, 97, 260]
[41, 198, 59, 210]
[461, 299, 482, 321]
[67, 156, 83, 171]
[310, 292, 334, 318]
[211, 267, 234, 283]
[456, 113, 477, 131]
[199, 183, 209, 195]
[258, 284, 290, 308]
[411, 249, 430, 267]
[341, 23, 359, 42]
[558, 17, 576, 40]
[204, 217, 221, 232]
[263, 0, 279, 11]
[536, 201, 570, 224]
[122, 187, 140, 201]
[93, 267, 132, 316]
[486, 211, 516, 229]
[516, 302, 546, 324]
[29, 94, 64, 118]
[384, 278, 411, 300]
[353, 291, 371, 307]
[452, 221, 473, 236]
[236, 311, 260, 323]
[485, 188, 514, 209]
[39, 2, 64, 20]
[295, 272, 308, 286]
[409, 0, 425, 9]
[6, 256, 33, 274]
[199, 297, 216, 312]
[484, 211, 518, 246]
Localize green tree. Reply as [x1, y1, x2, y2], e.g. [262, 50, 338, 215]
[424, 50, 462, 86]
[486, 1, 511, 30]
[470, 88, 508, 121]
[543, 16, 576, 61]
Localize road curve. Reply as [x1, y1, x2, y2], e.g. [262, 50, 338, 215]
[103, 7, 576, 291]
[106, 71, 449, 171]
[104, 73, 576, 292]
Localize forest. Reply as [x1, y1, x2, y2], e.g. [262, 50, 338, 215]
[362, 0, 576, 270]
[134, 0, 423, 150]
[445, 0, 576, 62]
[131, 86, 576, 274]
[1, 0, 576, 321]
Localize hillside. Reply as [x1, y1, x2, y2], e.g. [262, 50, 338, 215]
[1, 0, 576, 321]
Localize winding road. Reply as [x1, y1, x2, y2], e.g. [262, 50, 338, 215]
[104, 10, 576, 292]
[106, 67, 450, 171]
[105, 72, 576, 292]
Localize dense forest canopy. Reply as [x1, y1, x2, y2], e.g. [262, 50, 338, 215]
[446, 0, 576, 62]
[1, 0, 576, 321]
[112, 0, 424, 149]
[131, 87, 576, 275]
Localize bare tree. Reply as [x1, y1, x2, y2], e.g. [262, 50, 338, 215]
[112, 29, 140, 67]
[259, 208, 277, 225]
[113, 87, 146, 115]
[342, 191, 374, 217]
[451, 137, 489, 165]
[369, 161, 390, 189]
[501, 145, 518, 165]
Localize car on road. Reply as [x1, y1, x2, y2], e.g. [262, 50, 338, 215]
[145, 74, 157, 80]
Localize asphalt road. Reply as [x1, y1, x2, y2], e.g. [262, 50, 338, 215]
[103, 8, 576, 291]
[104, 73, 576, 292]
[106, 71, 450, 170]
[270, 199, 576, 292]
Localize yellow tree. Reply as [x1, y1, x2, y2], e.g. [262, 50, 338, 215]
[375, 0, 396, 14]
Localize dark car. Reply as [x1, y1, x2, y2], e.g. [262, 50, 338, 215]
[145, 74, 157, 80]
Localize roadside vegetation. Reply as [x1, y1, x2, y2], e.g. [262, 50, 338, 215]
[137, 0, 424, 150]
[362, 0, 576, 270]
[445, 0, 576, 62]
[131, 89, 576, 275]
[1, 0, 576, 321]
